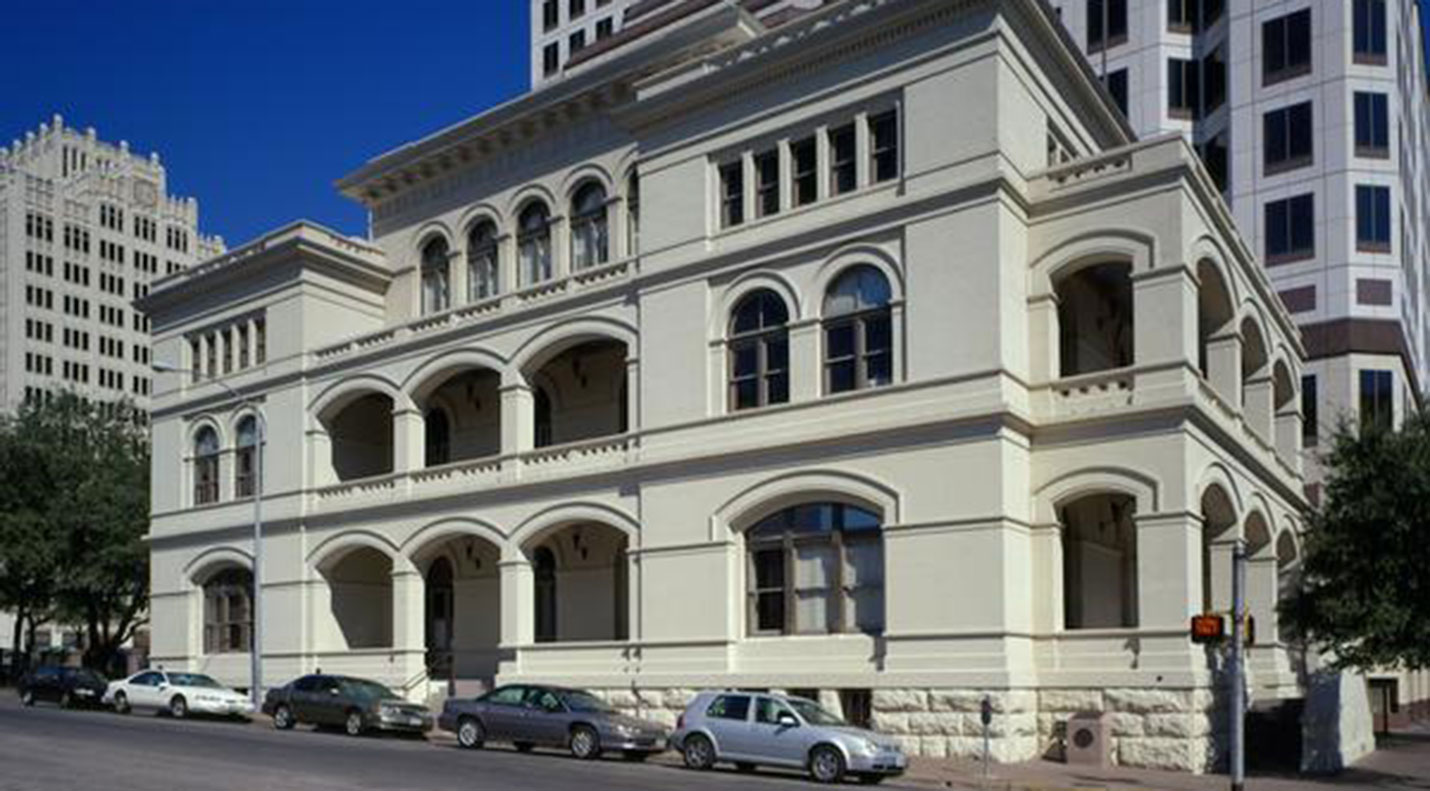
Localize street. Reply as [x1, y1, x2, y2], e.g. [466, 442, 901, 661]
[0, 695, 916, 791]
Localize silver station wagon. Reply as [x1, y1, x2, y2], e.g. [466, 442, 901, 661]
[671, 690, 906, 784]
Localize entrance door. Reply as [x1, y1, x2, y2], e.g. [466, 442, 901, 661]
[533, 547, 557, 643]
[1369, 679, 1397, 735]
[425, 557, 454, 673]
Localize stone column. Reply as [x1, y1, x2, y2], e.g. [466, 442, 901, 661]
[390, 566, 427, 700]
[217, 449, 235, 501]
[1027, 294, 1061, 382]
[1244, 375, 1274, 445]
[777, 137, 794, 213]
[551, 215, 570, 281]
[500, 382, 534, 456]
[308, 428, 334, 487]
[1275, 406, 1303, 474]
[1246, 555, 1279, 646]
[1132, 266, 1198, 371]
[499, 557, 534, 654]
[814, 123, 831, 201]
[1205, 332, 1241, 408]
[500, 233, 518, 297]
[624, 357, 641, 433]
[450, 247, 469, 308]
[1134, 512, 1201, 628]
[789, 319, 821, 401]
[392, 406, 425, 473]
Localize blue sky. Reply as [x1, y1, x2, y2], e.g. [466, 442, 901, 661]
[3, 1, 1430, 247]
[0, 1, 529, 246]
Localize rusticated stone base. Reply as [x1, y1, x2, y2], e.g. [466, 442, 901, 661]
[586, 685, 1221, 772]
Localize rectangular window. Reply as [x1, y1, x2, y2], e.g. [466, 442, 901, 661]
[1360, 369, 1393, 432]
[1168, 0, 1197, 32]
[1262, 9, 1312, 85]
[1264, 102, 1313, 174]
[1202, 46, 1226, 114]
[1354, 92, 1390, 157]
[868, 110, 899, 183]
[1168, 58, 1200, 119]
[792, 137, 817, 207]
[1356, 185, 1392, 252]
[755, 149, 780, 219]
[595, 17, 613, 40]
[1104, 69, 1128, 117]
[1088, 0, 1128, 52]
[828, 124, 856, 196]
[569, 30, 585, 54]
[720, 161, 745, 228]
[569, 0, 585, 19]
[543, 43, 560, 76]
[1265, 193, 1316, 264]
[542, 0, 558, 31]
[1302, 374, 1318, 446]
[1353, 0, 1387, 64]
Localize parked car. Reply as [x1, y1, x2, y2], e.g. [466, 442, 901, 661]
[670, 690, 906, 784]
[103, 669, 254, 719]
[18, 665, 108, 709]
[263, 674, 433, 737]
[438, 684, 668, 760]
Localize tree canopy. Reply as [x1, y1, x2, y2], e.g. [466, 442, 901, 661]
[1282, 409, 1430, 671]
[0, 393, 149, 674]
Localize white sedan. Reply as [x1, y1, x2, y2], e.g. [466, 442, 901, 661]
[103, 669, 254, 719]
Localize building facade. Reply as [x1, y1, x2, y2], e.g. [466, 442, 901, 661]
[1047, 0, 1430, 733]
[0, 116, 222, 655]
[145, 0, 1313, 771]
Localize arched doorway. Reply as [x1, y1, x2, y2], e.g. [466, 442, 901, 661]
[527, 523, 629, 644]
[410, 533, 502, 687]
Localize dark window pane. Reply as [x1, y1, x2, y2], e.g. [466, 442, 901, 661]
[766, 337, 788, 371]
[733, 344, 758, 377]
[756, 593, 786, 632]
[767, 372, 789, 405]
[865, 315, 892, 352]
[865, 353, 893, 387]
[826, 323, 855, 359]
[828, 360, 857, 393]
[734, 380, 759, 410]
[753, 548, 784, 588]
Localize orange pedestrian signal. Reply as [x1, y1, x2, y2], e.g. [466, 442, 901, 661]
[1191, 613, 1225, 644]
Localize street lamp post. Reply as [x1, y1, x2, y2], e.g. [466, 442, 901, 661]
[153, 362, 265, 710]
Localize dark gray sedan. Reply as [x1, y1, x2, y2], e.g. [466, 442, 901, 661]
[438, 684, 668, 760]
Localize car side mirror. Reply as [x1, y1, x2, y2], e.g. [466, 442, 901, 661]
[777, 713, 799, 728]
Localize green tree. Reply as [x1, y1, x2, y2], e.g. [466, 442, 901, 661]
[0, 393, 149, 676]
[1282, 409, 1430, 671]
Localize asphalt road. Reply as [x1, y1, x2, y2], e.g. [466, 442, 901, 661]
[0, 694, 917, 791]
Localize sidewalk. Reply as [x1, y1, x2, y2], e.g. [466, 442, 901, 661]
[898, 726, 1430, 791]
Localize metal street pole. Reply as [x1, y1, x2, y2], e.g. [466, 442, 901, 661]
[1230, 539, 1247, 791]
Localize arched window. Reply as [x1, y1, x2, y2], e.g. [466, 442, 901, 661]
[729, 289, 790, 411]
[823, 266, 893, 393]
[193, 426, 220, 505]
[1061, 493, 1138, 629]
[1056, 262, 1133, 376]
[424, 408, 451, 467]
[234, 416, 258, 498]
[570, 182, 609, 271]
[467, 220, 500, 301]
[746, 503, 884, 636]
[420, 237, 451, 315]
[518, 202, 552, 286]
[203, 567, 252, 654]
[626, 171, 640, 256]
[534, 387, 553, 448]
[533, 546, 558, 643]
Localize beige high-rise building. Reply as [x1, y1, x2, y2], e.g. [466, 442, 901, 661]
[0, 115, 222, 656]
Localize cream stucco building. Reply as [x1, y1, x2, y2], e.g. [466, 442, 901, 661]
[141, 0, 1314, 771]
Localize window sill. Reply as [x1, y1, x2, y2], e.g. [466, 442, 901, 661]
[1357, 242, 1392, 255]
[1355, 147, 1390, 160]
[1087, 35, 1128, 55]
[1263, 64, 1312, 88]
[1264, 157, 1313, 178]
[1265, 251, 1315, 267]
[1353, 53, 1388, 67]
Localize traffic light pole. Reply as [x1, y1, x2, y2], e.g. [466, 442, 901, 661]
[1230, 539, 1246, 791]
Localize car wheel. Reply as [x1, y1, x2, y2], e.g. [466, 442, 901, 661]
[345, 710, 365, 737]
[513, 741, 535, 753]
[456, 717, 485, 749]
[569, 725, 601, 760]
[59, 691, 74, 709]
[272, 703, 294, 730]
[170, 696, 188, 719]
[114, 691, 131, 715]
[682, 733, 716, 771]
[19, 689, 34, 707]
[621, 751, 650, 762]
[809, 745, 846, 784]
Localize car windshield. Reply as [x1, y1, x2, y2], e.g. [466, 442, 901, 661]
[342, 679, 399, 701]
[62, 668, 105, 684]
[169, 673, 224, 689]
[787, 698, 847, 727]
[562, 690, 616, 713]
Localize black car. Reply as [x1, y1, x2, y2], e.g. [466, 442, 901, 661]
[262, 674, 433, 737]
[18, 666, 108, 709]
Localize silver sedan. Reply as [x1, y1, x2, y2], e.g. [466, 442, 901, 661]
[670, 691, 906, 784]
